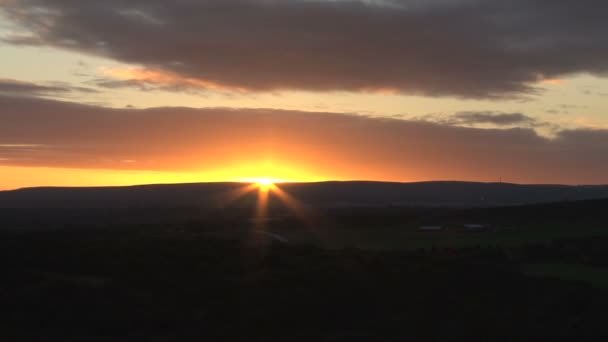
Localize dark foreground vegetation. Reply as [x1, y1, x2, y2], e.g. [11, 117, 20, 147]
[3, 181, 608, 209]
[2, 198, 608, 340]
[2, 222, 608, 340]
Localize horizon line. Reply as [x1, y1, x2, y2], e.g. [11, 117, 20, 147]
[2, 179, 607, 192]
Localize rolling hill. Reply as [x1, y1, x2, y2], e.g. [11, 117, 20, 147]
[1, 181, 607, 209]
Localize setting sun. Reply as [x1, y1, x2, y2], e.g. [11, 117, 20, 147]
[253, 177, 282, 191]
[256, 178, 274, 186]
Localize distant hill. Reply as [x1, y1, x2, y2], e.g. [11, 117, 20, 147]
[1, 181, 608, 209]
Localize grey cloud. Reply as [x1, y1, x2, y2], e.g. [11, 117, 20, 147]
[0, 78, 98, 96]
[2, 0, 608, 98]
[448, 112, 538, 126]
[0, 79, 70, 95]
[0, 94, 607, 184]
[558, 104, 587, 110]
[91, 78, 208, 94]
[415, 111, 543, 128]
[545, 104, 588, 115]
[92, 78, 163, 92]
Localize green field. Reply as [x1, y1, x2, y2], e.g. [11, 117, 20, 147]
[330, 225, 608, 250]
[221, 223, 608, 251]
[525, 263, 608, 289]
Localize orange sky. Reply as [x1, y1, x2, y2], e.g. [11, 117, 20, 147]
[1, 1, 608, 189]
[1, 96, 607, 189]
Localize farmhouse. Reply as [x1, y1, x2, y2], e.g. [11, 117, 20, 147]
[418, 225, 444, 231]
[463, 224, 489, 231]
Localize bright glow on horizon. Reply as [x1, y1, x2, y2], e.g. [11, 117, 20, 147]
[219, 178, 319, 236]
[256, 177, 274, 186]
[246, 177, 284, 184]
[0, 164, 327, 191]
[252, 177, 280, 192]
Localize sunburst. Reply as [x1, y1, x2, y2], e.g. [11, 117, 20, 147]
[214, 178, 323, 244]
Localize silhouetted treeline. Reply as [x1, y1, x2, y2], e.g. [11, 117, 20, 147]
[2, 181, 608, 209]
[2, 226, 608, 341]
[3, 197, 608, 231]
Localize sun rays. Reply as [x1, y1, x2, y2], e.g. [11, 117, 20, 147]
[213, 179, 323, 245]
[256, 177, 275, 187]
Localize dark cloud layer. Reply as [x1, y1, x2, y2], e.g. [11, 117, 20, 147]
[0, 79, 98, 97]
[1, 94, 607, 184]
[0, 79, 68, 95]
[450, 112, 537, 126]
[91, 77, 207, 94]
[3, 0, 608, 98]
[0, 78, 77, 95]
[419, 111, 540, 127]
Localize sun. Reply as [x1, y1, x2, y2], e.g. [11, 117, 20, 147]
[257, 177, 274, 186]
[238, 177, 286, 190]
[255, 177, 275, 190]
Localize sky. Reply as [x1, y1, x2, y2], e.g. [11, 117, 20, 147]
[0, 0, 607, 189]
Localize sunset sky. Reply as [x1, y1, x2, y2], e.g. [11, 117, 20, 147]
[1, 0, 608, 189]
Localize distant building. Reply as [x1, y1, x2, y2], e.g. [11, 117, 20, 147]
[418, 225, 443, 231]
[463, 224, 489, 231]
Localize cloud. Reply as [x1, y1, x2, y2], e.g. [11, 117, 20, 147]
[420, 111, 539, 127]
[413, 111, 565, 135]
[541, 79, 566, 86]
[2, 0, 608, 98]
[93, 67, 247, 93]
[1, 78, 68, 95]
[452, 112, 537, 126]
[0, 78, 98, 97]
[0, 94, 607, 184]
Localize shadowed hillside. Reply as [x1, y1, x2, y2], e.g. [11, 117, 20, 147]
[1, 181, 608, 209]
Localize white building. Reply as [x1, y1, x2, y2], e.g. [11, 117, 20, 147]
[463, 224, 489, 231]
[418, 225, 443, 231]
